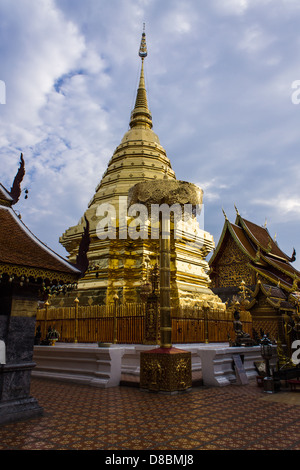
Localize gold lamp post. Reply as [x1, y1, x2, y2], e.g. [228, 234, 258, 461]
[203, 301, 209, 344]
[159, 211, 172, 349]
[74, 297, 79, 343]
[128, 179, 203, 392]
[113, 293, 119, 344]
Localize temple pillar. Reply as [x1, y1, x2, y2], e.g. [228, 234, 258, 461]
[0, 283, 43, 425]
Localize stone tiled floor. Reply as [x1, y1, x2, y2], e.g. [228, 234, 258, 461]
[0, 378, 300, 451]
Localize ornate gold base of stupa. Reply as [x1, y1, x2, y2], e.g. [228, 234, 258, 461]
[140, 347, 192, 393]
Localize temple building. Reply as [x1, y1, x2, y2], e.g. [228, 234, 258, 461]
[0, 156, 82, 424]
[58, 30, 224, 313]
[209, 208, 300, 342]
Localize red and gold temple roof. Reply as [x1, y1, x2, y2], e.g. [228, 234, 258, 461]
[0, 182, 81, 285]
[209, 209, 300, 293]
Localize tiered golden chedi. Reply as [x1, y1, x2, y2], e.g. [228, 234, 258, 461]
[60, 31, 224, 312]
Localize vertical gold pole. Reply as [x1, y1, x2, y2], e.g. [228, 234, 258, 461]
[74, 298, 79, 343]
[160, 214, 172, 349]
[44, 300, 49, 340]
[203, 301, 209, 344]
[113, 294, 119, 344]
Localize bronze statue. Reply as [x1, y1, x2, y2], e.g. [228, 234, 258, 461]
[231, 310, 254, 347]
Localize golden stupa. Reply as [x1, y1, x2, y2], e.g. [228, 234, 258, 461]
[59, 29, 224, 312]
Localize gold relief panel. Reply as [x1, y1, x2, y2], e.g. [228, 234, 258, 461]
[140, 350, 192, 392]
[218, 264, 252, 288]
[220, 237, 247, 265]
[214, 237, 253, 287]
[143, 298, 160, 345]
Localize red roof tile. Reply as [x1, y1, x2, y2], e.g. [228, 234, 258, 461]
[230, 224, 257, 259]
[0, 205, 80, 276]
[263, 255, 300, 278]
[0, 183, 12, 205]
[210, 213, 299, 293]
[240, 218, 290, 261]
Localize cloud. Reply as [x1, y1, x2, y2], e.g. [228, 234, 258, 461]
[196, 179, 229, 202]
[1, 2, 85, 120]
[1, 0, 300, 272]
[0, 0, 115, 255]
[253, 195, 300, 220]
[238, 24, 276, 54]
[212, 0, 250, 16]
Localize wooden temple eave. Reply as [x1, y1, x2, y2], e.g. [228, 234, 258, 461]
[250, 264, 292, 292]
[289, 291, 300, 303]
[210, 217, 265, 268]
[246, 298, 258, 310]
[247, 282, 274, 305]
[261, 253, 300, 282]
[237, 215, 290, 262]
[249, 280, 275, 299]
[208, 218, 231, 266]
[211, 212, 294, 273]
[248, 299, 294, 313]
[0, 198, 11, 207]
[267, 298, 295, 311]
[228, 224, 258, 262]
[209, 219, 255, 266]
[246, 282, 296, 313]
[251, 251, 300, 294]
[0, 183, 13, 207]
[0, 262, 79, 286]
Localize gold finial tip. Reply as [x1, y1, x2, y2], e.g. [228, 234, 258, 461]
[222, 207, 228, 220]
[139, 25, 147, 58]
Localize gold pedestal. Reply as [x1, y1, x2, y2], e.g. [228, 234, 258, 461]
[140, 347, 192, 393]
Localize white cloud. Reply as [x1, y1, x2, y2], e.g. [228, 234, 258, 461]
[1, 1, 85, 123]
[164, 12, 192, 34]
[0, 0, 114, 255]
[1, 0, 300, 267]
[238, 24, 276, 54]
[212, 0, 249, 16]
[253, 195, 300, 219]
[196, 179, 229, 202]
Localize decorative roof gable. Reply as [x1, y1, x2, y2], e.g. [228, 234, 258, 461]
[0, 205, 81, 283]
[210, 208, 300, 293]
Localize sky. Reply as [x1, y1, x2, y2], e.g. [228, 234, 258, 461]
[1, 0, 300, 270]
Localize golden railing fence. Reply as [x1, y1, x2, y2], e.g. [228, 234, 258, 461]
[36, 302, 252, 345]
[171, 306, 252, 344]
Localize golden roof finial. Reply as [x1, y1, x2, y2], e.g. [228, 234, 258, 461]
[130, 26, 152, 129]
[139, 23, 147, 59]
[234, 204, 239, 216]
[222, 207, 228, 220]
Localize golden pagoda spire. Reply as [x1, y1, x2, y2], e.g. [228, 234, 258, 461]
[139, 23, 148, 59]
[130, 25, 152, 130]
